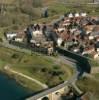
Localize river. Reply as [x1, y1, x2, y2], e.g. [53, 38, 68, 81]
[0, 73, 32, 100]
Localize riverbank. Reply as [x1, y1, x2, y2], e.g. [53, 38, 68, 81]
[0, 71, 33, 100]
[3, 70, 43, 92]
[0, 45, 74, 93]
[0, 56, 44, 93]
[4, 65, 47, 90]
[0, 60, 74, 97]
[0, 62, 45, 92]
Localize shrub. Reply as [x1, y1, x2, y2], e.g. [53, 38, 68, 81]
[11, 53, 19, 59]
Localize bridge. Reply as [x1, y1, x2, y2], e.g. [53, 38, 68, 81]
[26, 73, 82, 100]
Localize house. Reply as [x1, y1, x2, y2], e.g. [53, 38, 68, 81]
[68, 13, 73, 18]
[73, 48, 80, 53]
[58, 28, 65, 32]
[89, 36, 94, 40]
[32, 30, 43, 37]
[94, 53, 99, 60]
[80, 18, 89, 26]
[15, 38, 23, 42]
[93, 25, 99, 32]
[81, 12, 87, 17]
[57, 38, 63, 47]
[30, 39, 36, 44]
[75, 13, 80, 18]
[70, 28, 77, 34]
[6, 32, 17, 40]
[91, 32, 99, 37]
[85, 25, 95, 35]
[48, 47, 53, 55]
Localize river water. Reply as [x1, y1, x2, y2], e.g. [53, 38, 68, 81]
[0, 73, 31, 100]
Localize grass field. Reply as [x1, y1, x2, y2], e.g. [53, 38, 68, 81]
[0, 46, 73, 90]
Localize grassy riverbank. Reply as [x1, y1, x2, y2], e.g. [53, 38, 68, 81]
[2, 70, 43, 92]
[0, 46, 74, 91]
[0, 60, 6, 69]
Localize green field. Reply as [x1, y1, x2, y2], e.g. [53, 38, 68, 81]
[0, 46, 73, 91]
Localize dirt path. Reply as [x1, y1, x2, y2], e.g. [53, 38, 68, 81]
[4, 65, 48, 89]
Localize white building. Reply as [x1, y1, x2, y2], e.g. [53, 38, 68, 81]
[32, 31, 43, 37]
[15, 38, 23, 42]
[75, 13, 80, 17]
[94, 53, 99, 60]
[81, 13, 87, 17]
[30, 40, 36, 44]
[89, 36, 94, 40]
[57, 38, 63, 47]
[6, 33, 17, 40]
[68, 13, 73, 18]
[58, 28, 65, 32]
